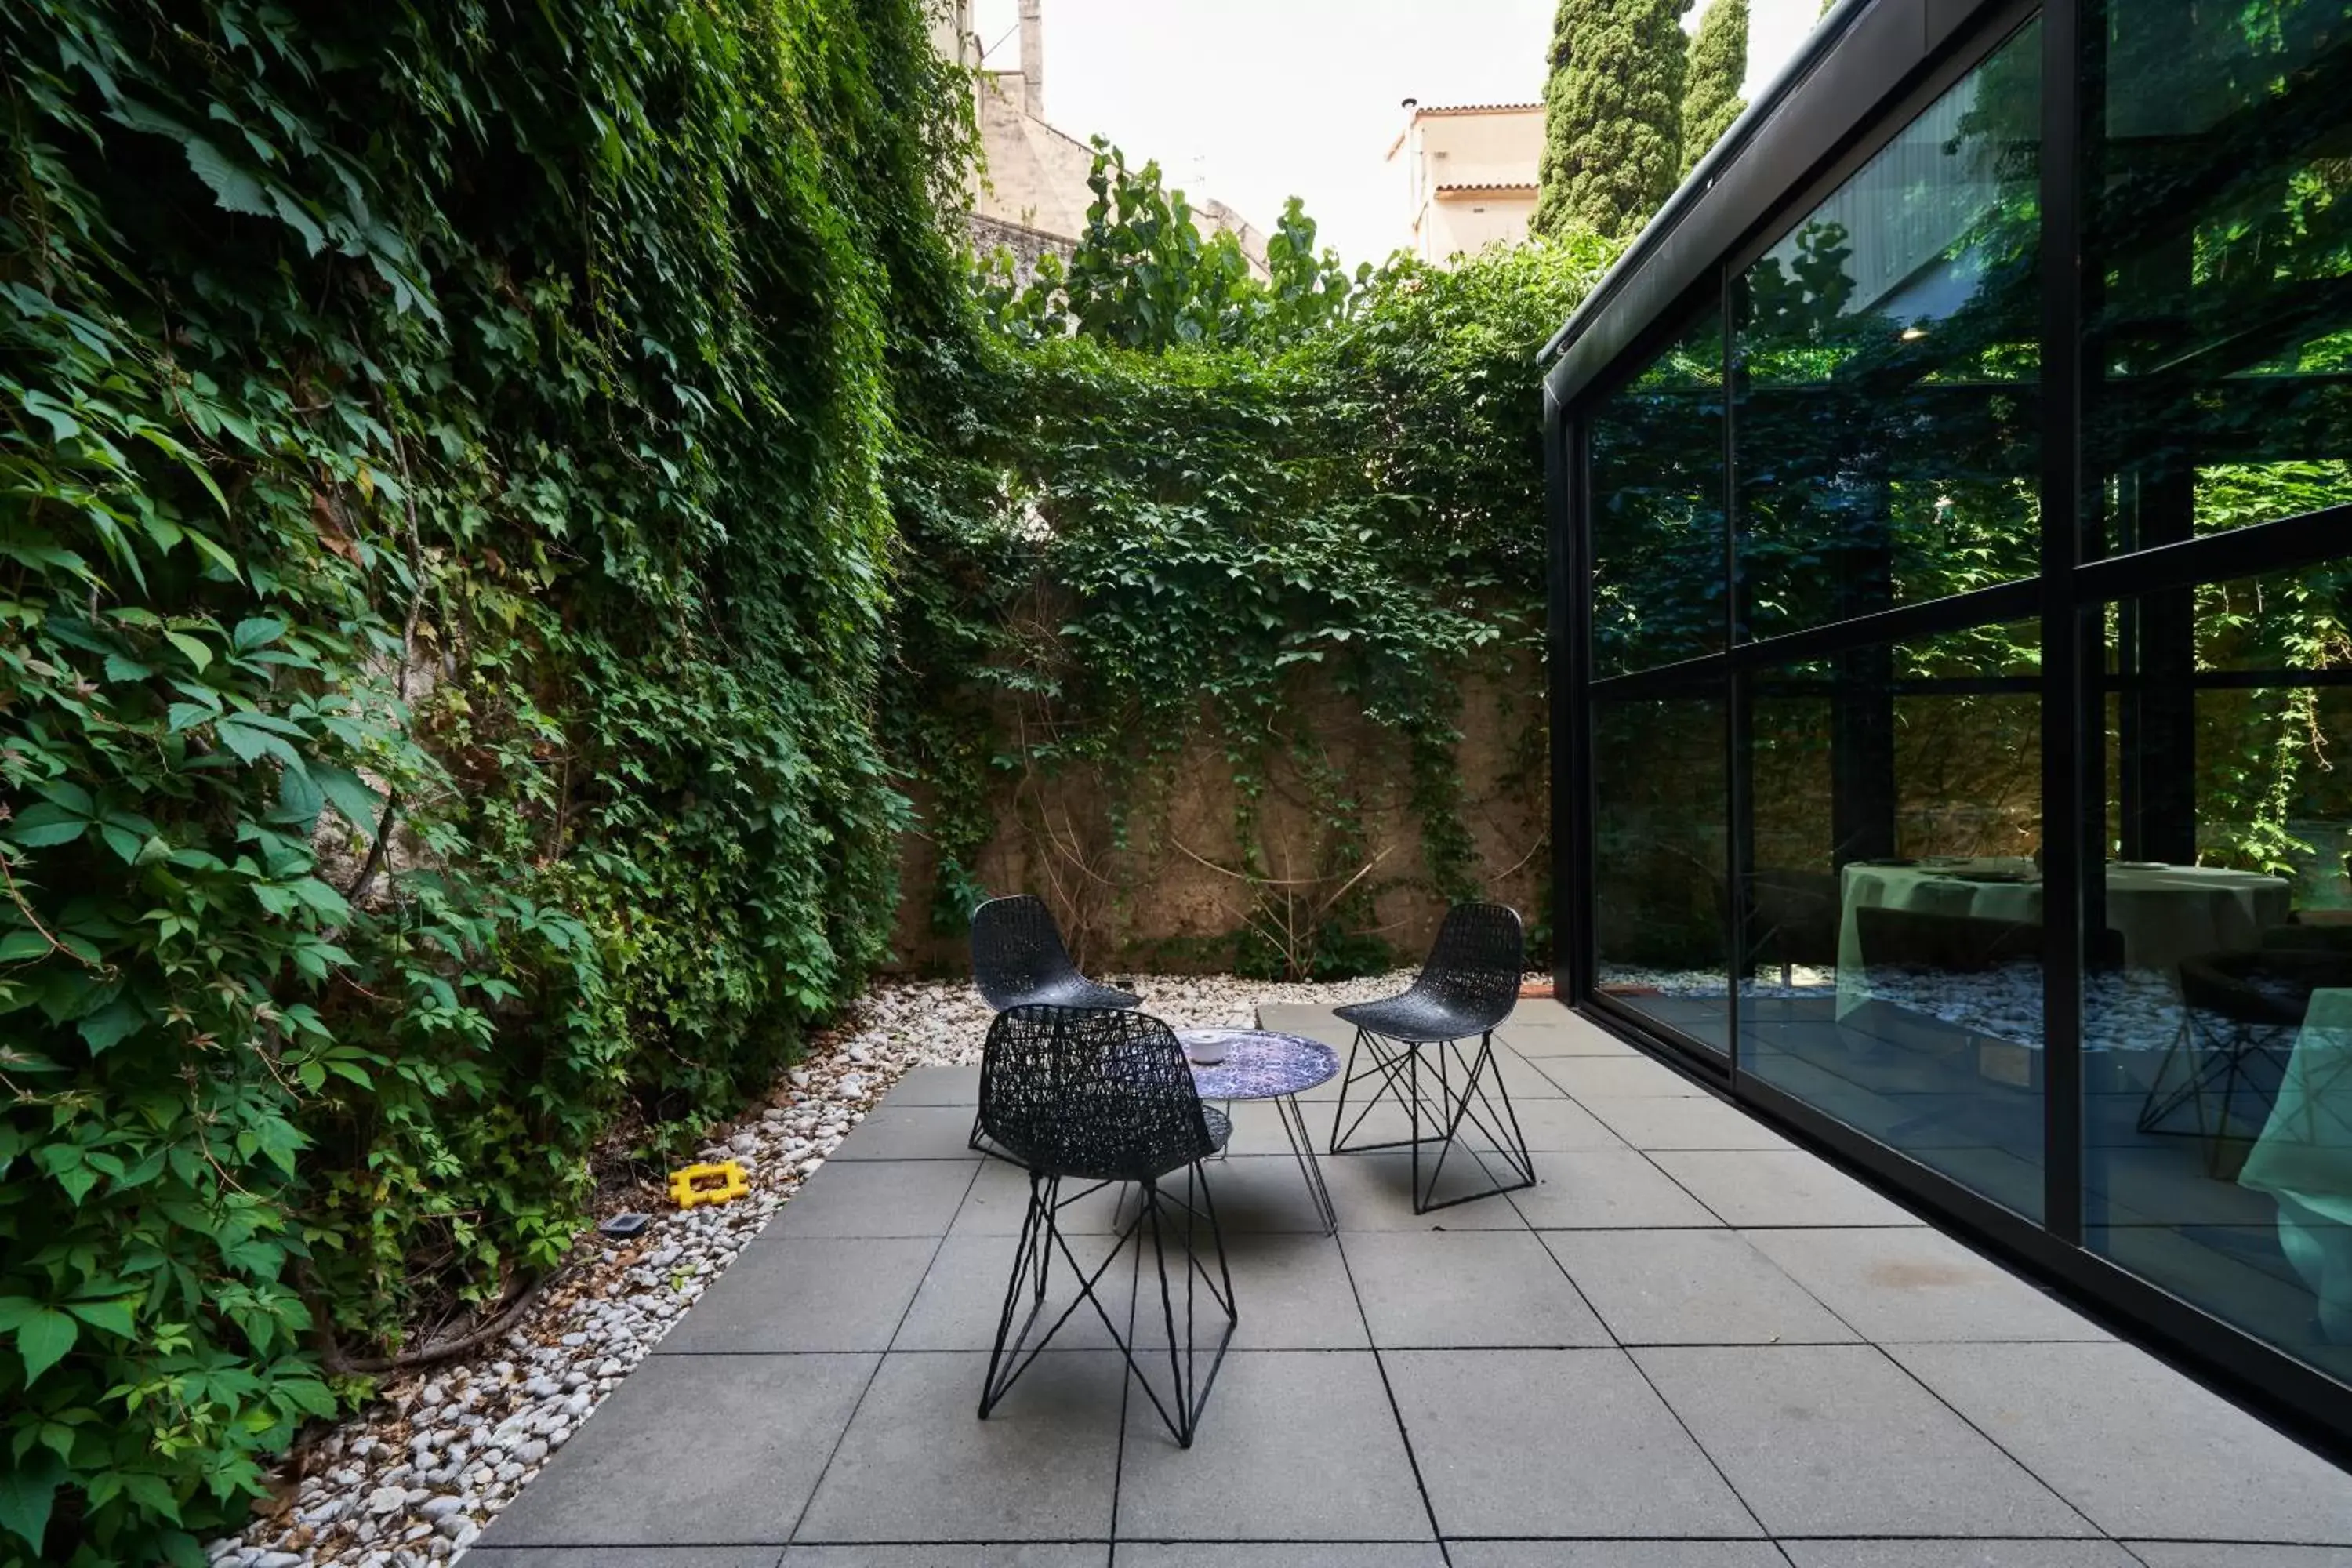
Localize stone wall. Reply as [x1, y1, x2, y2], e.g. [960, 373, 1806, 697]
[891, 664, 1549, 975]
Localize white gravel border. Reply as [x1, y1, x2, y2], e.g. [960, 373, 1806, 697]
[217, 971, 1428, 1568]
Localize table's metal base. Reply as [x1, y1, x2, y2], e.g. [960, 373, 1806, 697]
[1207, 1091, 1338, 1236]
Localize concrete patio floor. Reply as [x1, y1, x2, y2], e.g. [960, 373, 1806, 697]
[464, 1000, 2352, 1566]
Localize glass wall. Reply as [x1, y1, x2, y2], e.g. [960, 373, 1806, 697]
[1593, 695, 1730, 1054]
[1566, 0, 2352, 1434]
[2086, 0, 2350, 554]
[1740, 622, 2046, 1218]
[1733, 21, 2042, 643]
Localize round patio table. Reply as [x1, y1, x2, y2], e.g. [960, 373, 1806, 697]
[1178, 1028, 1340, 1236]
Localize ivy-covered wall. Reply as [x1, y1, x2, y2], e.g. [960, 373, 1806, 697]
[893, 167, 1618, 977]
[0, 2, 970, 1561]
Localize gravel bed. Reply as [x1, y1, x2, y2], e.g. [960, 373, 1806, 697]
[216, 970, 1423, 1568]
[1599, 962, 2191, 1051]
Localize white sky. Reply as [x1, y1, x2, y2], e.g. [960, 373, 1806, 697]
[971, 0, 1821, 269]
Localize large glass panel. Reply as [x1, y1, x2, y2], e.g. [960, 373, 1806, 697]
[2088, 0, 2351, 553]
[1594, 694, 1730, 1054]
[2089, 561, 2352, 1385]
[1733, 23, 2043, 642]
[1738, 619, 2045, 1218]
[1588, 311, 1726, 677]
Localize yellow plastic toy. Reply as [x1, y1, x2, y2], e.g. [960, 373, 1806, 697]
[667, 1160, 750, 1210]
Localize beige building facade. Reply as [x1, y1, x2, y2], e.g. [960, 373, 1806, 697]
[1388, 101, 1544, 263]
[938, 0, 1267, 283]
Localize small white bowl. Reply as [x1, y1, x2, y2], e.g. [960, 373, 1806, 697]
[1186, 1038, 1229, 1066]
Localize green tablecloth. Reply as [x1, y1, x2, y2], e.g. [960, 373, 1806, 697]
[1835, 858, 2293, 1021]
[2239, 987, 2352, 1338]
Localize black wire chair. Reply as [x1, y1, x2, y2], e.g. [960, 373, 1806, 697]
[971, 895, 1140, 1011]
[2139, 947, 2352, 1174]
[975, 1004, 1237, 1448]
[1327, 902, 1533, 1213]
[968, 895, 1141, 1156]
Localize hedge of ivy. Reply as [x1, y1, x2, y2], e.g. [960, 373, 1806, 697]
[0, 2, 969, 1561]
[893, 153, 1618, 975]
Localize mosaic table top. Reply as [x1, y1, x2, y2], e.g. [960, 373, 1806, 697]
[1177, 1028, 1339, 1101]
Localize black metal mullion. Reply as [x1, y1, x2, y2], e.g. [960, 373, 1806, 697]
[2072, 501, 2352, 602]
[1723, 270, 1749, 1077]
[2038, 0, 2086, 1247]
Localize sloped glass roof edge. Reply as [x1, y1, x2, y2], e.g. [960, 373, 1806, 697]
[1538, 0, 2016, 405]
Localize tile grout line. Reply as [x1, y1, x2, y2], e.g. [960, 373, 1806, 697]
[1329, 1221, 1455, 1568]
[778, 1153, 988, 1548]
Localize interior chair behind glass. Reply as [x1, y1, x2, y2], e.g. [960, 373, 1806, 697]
[968, 895, 1139, 1152]
[1327, 902, 1532, 1213]
[975, 1004, 1236, 1447]
[2140, 947, 2352, 1173]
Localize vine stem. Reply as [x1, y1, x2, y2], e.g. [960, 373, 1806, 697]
[343, 426, 430, 906]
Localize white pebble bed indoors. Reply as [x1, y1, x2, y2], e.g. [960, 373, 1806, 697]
[217, 971, 1417, 1568]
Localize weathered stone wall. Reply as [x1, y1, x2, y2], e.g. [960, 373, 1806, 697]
[890, 665, 1549, 974]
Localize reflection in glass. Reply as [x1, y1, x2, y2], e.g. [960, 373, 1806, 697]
[1593, 696, 1730, 1054]
[1733, 22, 2042, 641]
[2089, 0, 2351, 552]
[2091, 562, 2352, 1383]
[1739, 622, 2045, 1219]
[1589, 312, 1726, 677]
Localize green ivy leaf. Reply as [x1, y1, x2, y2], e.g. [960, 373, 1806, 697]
[0, 1449, 64, 1552]
[181, 136, 272, 219]
[78, 997, 144, 1055]
[64, 1297, 138, 1338]
[163, 630, 212, 672]
[11, 1308, 77, 1386]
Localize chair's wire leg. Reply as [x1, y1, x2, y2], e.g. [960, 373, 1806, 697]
[980, 1172, 1051, 1417]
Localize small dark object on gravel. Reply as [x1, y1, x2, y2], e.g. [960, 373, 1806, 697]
[597, 1212, 652, 1239]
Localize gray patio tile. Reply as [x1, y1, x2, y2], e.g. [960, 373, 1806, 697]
[1647, 1149, 1925, 1228]
[829, 1106, 986, 1160]
[2125, 1548, 2352, 1567]
[1578, 1094, 1795, 1151]
[1780, 1544, 2141, 1568]
[1322, 1149, 1535, 1229]
[1500, 1008, 1644, 1058]
[891, 1234, 1117, 1352]
[1132, 1231, 1366, 1349]
[1448, 1546, 1788, 1568]
[1495, 1095, 1627, 1150]
[476, 1353, 876, 1548]
[1384, 1348, 1759, 1537]
[1742, 1227, 2110, 1344]
[796, 1351, 1123, 1542]
[657, 1237, 938, 1353]
[880, 1065, 980, 1106]
[1204, 1098, 1359, 1155]
[1182, 1153, 1346, 1233]
[1633, 1345, 2094, 1538]
[1891, 1341, 2352, 1542]
[1116, 1546, 1443, 1567]
[1507, 1149, 1722, 1229]
[949, 1160, 1127, 1236]
[1345, 1230, 1610, 1348]
[785, 1550, 1103, 1567]
[768, 1160, 978, 1238]
[1536, 1054, 1712, 1098]
[463, 1552, 784, 1567]
[1542, 1229, 1859, 1345]
[1114, 1350, 1432, 1541]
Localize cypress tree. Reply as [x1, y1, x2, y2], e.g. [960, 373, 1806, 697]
[1531, 0, 1694, 241]
[1680, 0, 1748, 175]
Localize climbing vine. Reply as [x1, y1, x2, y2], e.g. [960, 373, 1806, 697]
[892, 152, 1617, 976]
[0, 1, 970, 1561]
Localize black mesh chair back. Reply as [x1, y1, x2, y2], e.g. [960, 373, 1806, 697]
[971, 895, 1140, 1012]
[1328, 902, 1532, 1214]
[974, 1004, 1236, 1447]
[978, 1005, 1228, 1182]
[1337, 901, 1523, 1043]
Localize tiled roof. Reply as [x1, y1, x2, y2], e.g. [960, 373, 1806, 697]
[1411, 101, 1543, 115]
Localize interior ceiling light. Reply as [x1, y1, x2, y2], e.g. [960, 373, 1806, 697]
[1900, 325, 1929, 340]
